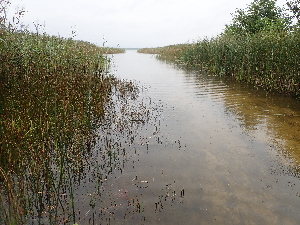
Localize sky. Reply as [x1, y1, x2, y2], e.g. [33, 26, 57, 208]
[8, 0, 288, 48]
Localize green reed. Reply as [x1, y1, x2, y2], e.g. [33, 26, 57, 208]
[138, 44, 188, 62]
[181, 32, 300, 98]
[102, 47, 125, 54]
[141, 31, 300, 98]
[0, 2, 126, 223]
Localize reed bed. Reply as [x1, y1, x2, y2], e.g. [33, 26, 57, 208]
[0, 3, 127, 223]
[140, 31, 300, 98]
[138, 44, 189, 62]
[182, 32, 300, 98]
[102, 47, 125, 54]
[137, 47, 163, 54]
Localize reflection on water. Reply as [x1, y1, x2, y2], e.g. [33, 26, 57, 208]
[26, 50, 300, 224]
[182, 69, 300, 172]
[184, 73, 300, 182]
[104, 50, 300, 224]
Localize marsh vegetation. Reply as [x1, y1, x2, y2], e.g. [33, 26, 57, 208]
[139, 0, 300, 99]
[1, 0, 300, 224]
[0, 1, 127, 223]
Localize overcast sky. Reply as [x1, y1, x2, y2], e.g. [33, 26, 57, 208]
[8, 0, 287, 48]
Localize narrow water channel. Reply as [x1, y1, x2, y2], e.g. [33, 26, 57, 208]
[78, 50, 300, 225]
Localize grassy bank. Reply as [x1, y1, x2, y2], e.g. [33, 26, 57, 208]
[0, 3, 127, 223]
[139, 31, 300, 98]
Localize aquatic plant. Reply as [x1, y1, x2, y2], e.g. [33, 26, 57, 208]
[103, 47, 125, 54]
[180, 31, 300, 98]
[139, 0, 300, 98]
[0, 1, 127, 223]
[138, 44, 189, 62]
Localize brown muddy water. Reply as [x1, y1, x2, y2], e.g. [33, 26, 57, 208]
[70, 50, 299, 225]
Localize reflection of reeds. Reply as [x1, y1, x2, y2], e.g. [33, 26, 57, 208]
[0, 3, 126, 223]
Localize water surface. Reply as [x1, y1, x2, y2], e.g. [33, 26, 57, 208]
[79, 50, 300, 225]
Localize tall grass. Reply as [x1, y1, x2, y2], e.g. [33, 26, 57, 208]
[0, 2, 127, 223]
[140, 32, 300, 98]
[181, 32, 300, 98]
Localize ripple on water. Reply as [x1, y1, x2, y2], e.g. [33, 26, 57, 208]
[100, 50, 300, 224]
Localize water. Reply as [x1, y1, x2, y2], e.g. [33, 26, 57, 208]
[76, 50, 300, 225]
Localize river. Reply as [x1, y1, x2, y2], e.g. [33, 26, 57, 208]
[76, 50, 300, 225]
